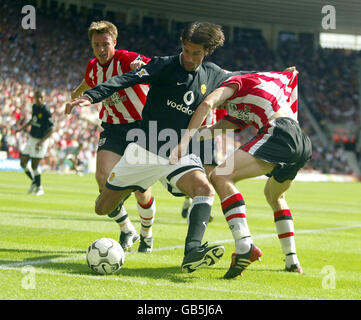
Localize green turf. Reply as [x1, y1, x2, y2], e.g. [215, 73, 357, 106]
[0, 171, 360, 300]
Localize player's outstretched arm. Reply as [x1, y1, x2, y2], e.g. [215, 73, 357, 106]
[15, 119, 31, 133]
[71, 79, 91, 100]
[65, 95, 93, 115]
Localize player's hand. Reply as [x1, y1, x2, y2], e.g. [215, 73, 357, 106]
[35, 141, 43, 150]
[65, 95, 92, 114]
[130, 60, 146, 70]
[284, 66, 297, 72]
[169, 142, 188, 165]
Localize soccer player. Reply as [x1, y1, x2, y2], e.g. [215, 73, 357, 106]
[66, 22, 239, 273]
[16, 90, 54, 196]
[170, 69, 312, 278]
[68, 21, 156, 253]
[58, 141, 84, 175]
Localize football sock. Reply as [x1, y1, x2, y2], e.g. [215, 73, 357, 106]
[274, 209, 297, 258]
[221, 193, 252, 254]
[137, 196, 155, 238]
[24, 164, 34, 181]
[33, 168, 41, 187]
[108, 205, 136, 233]
[24, 168, 34, 180]
[184, 196, 213, 255]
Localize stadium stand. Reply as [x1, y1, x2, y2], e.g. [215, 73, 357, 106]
[0, 0, 360, 178]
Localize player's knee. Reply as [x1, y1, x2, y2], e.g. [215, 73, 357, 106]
[94, 195, 108, 215]
[209, 170, 230, 189]
[193, 180, 214, 197]
[94, 201, 106, 215]
[264, 186, 284, 205]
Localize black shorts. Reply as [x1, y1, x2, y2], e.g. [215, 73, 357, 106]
[97, 121, 142, 156]
[241, 117, 312, 182]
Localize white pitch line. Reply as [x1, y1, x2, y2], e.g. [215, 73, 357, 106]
[0, 264, 317, 300]
[1, 223, 360, 268]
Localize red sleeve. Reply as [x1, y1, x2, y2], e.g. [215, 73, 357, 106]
[223, 115, 250, 132]
[220, 75, 242, 100]
[84, 59, 96, 87]
[216, 109, 227, 121]
[118, 50, 151, 72]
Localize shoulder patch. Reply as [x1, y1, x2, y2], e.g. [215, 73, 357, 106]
[136, 68, 149, 78]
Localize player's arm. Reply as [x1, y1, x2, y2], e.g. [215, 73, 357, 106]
[65, 71, 146, 113]
[71, 79, 91, 100]
[15, 119, 32, 133]
[64, 72, 138, 114]
[66, 58, 162, 113]
[199, 117, 241, 138]
[169, 85, 237, 164]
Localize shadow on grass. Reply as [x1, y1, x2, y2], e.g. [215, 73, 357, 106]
[0, 247, 85, 268]
[0, 248, 230, 283]
[34, 261, 194, 283]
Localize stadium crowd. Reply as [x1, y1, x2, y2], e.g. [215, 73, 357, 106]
[0, 0, 359, 177]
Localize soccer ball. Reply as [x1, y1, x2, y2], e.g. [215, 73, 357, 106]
[86, 238, 125, 275]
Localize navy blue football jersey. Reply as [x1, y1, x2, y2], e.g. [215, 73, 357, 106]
[85, 54, 233, 155]
[29, 104, 54, 139]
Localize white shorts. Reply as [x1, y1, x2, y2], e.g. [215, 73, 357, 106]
[105, 143, 204, 196]
[21, 136, 49, 159]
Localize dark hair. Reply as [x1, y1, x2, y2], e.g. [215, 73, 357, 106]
[180, 22, 225, 55]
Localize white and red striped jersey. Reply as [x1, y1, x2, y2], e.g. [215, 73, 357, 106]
[221, 71, 298, 131]
[203, 109, 227, 126]
[84, 49, 151, 124]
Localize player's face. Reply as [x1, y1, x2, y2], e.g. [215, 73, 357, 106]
[34, 92, 43, 105]
[91, 33, 116, 64]
[181, 40, 209, 71]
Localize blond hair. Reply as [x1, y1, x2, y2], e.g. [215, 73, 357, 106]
[88, 20, 118, 41]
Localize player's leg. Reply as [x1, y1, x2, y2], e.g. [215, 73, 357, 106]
[20, 153, 36, 193]
[96, 149, 138, 250]
[264, 177, 303, 273]
[209, 149, 274, 278]
[180, 165, 215, 221]
[175, 169, 225, 273]
[31, 157, 44, 196]
[95, 187, 133, 215]
[134, 188, 155, 253]
[95, 149, 121, 192]
[20, 154, 33, 180]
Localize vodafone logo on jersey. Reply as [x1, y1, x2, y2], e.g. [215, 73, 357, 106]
[166, 100, 194, 115]
[165, 91, 195, 116]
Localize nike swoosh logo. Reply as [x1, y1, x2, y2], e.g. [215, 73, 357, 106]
[177, 82, 186, 85]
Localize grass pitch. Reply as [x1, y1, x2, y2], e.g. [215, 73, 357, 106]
[0, 171, 360, 300]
